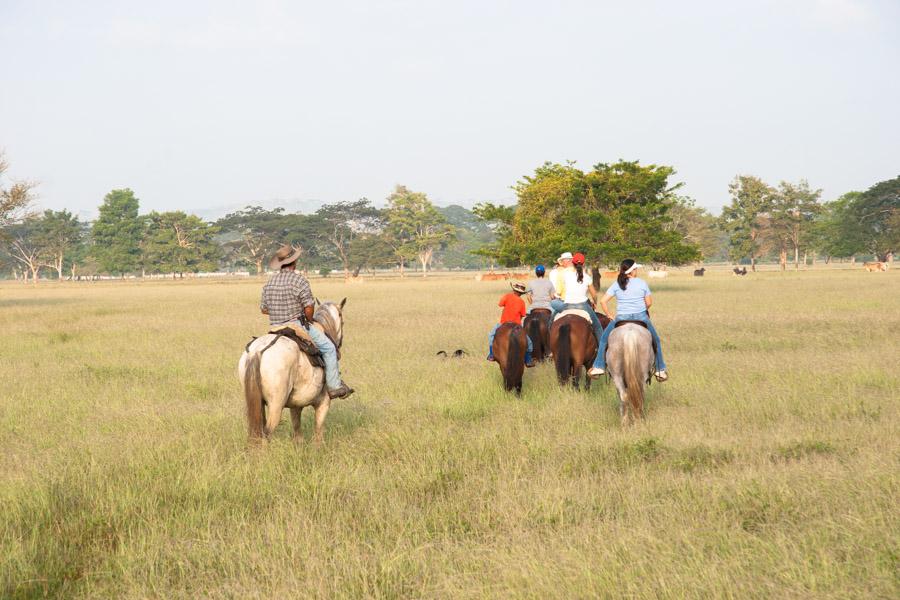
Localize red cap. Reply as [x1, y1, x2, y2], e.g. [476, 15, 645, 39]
[572, 252, 585, 265]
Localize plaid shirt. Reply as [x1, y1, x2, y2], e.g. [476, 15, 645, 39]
[260, 270, 315, 325]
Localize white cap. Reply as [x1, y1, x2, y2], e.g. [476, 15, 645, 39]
[624, 263, 643, 274]
[557, 252, 574, 263]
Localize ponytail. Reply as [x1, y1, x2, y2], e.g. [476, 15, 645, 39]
[575, 263, 584, 284]
[617, 259, 635, 290]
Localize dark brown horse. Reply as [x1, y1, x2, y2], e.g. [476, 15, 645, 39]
[549, 311, 610, 389]
[524, 308, 551, 361]
[491, 322, 527, 394]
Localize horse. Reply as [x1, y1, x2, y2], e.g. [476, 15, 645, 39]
[524, 308, 551, 361]
[693, 267, 705, 277]
[606, 323, 655, 426]
[549, 312, 607, 389]
[238, 299, 345, 443]
[491, 322, 527, 394]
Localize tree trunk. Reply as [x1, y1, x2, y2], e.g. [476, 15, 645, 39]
[751, 256, 757, 272]
[398, 261, 405, 278]
[802, 250, 808, 269]
[256, 259, 264, 276]
[779, 247, 787, 271]
[794, 245, 800, 270]
[850, 255, 856, 265]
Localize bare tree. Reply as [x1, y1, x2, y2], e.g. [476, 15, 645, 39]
[0, 151, 37, 228]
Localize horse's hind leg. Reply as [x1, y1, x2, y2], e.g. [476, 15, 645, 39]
[290, 407, 304, 443]
[313, 396, 331, 445]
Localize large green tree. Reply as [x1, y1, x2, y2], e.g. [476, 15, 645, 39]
[91, 188, 144, 275]
[851, 175, 899, 262]
[500, 161, 700, 267]
[665, 197, 724, 261]
[769, 180, 822, 270]
[720, 175, 774, 271]
[216, 206, 290, 274]
[385, 185, 456, 277]
[315, 199, 383, 278]
[143, 211, 221, 276]
[35, 209, 84, 279]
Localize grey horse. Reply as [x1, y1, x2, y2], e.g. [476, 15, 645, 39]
[606, 323, 655, 426]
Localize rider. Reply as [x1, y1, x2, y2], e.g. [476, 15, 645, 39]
[487, 281, 535, 367]
[260, 245, 354, 399]
[588, 259, 668, 382]
[527, 264, 555, 319]
[548, 252, 574, 305]
[548, 252, 604, 345]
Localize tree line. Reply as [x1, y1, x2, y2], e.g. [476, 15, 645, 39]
[1, 150, 896, 281]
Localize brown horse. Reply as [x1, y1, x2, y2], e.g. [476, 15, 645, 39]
[550, 314, 602, 389]
[491, 322, 527, 394]
[524, 308, 551, 361]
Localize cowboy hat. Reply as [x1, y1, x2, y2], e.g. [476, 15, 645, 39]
[557, 252, 573, 264]
[510, 281, 528, 293]
[269, 244, 303, 269]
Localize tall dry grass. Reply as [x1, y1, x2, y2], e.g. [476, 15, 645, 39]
[1, 269, 898, 598]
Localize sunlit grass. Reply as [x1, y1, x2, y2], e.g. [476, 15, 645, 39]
[1, 268, 898, 598]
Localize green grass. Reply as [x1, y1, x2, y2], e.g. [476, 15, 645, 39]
[1, 269, 898, 598]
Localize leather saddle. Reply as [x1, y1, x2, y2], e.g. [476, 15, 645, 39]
[555, 309, 592, 323]
[245, 322, 326, 368]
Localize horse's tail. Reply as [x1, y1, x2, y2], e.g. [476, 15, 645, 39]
[528, 317, 542, 360]
[244, 351, 265, 438]
[555, 323, 572, 384]
[623, 331, 645, 419]
[504, 327, 523, 392]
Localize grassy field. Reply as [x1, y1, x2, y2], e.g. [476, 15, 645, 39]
[1, 269, 898, 599]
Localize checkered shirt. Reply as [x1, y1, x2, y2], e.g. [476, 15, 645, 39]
[260, 270, 315, 325]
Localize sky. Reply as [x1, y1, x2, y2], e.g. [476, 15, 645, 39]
[1, 0, 898, 220]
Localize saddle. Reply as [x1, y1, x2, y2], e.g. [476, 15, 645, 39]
[245, 322, 326, 368]
[555, 309, 592, 323]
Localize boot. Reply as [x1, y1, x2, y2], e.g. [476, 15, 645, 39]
[327, 382, 355, 399]
[525, 351, 535, 368]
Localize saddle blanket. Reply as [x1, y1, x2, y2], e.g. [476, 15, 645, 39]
[555, 308, 593, 323]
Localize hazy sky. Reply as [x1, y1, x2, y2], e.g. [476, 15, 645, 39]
[2, 0, 898, 219]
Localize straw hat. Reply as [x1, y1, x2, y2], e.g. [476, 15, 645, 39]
[510, 282, 527, 293]
[269, 244, 303, 269]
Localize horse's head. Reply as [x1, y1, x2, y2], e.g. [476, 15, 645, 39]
[314, 297, 346, 347]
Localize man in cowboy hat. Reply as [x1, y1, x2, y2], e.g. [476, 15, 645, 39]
[486, 281, 534, 366]
[260, 245, 354, 399]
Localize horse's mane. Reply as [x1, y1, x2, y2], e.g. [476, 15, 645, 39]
[313, 303, 342, 347]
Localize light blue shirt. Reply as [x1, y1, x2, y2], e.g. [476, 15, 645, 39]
[606, 277, 651, 316]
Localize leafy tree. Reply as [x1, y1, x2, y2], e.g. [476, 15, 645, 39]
[503, 161, 700, 267]
[34, 209, 84, 279]
[385, 185, 456, 277]
[664, 196, 724, 261]
[216, 206, 290, 274]
[851, 175, 899, 262]
[91, 189, 144, 275]
[0, 151, 37, 229]
[720, 176, 774, 271]
[472, 202, 517, 268]
[768, 180, 822, 270]
[315, 199, 383, 278]
[143, 211, 221, 276]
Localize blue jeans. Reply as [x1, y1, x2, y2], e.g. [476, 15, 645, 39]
[550, 299, 604, 343]
[488, 323, 533, 360]
[592, 311, 666, 371]
[283, 320, 342, 390]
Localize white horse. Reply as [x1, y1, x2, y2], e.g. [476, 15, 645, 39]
[606, 323, 655, 426]
[238, 299, 345, 443]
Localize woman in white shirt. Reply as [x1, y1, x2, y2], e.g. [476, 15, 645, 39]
[549, 252, 604, 344]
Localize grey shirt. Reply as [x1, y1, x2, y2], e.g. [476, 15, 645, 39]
[528, 277, 556, 310]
